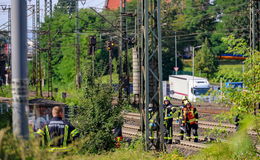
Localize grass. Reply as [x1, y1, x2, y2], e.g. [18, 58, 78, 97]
[181, 59, 243, 80]
[97, 73, 119, 84]
[219, 64, 243, 73]
[0, 111, 258, 160]
[183, 59, 243, 73]
[0, 130, 184, 160]
[0, 85, 12, 98]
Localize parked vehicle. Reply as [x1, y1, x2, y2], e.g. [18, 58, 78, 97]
[225, 82, 243, 88]
[162, 81, 170, 98]
[169, 75, 210, 102]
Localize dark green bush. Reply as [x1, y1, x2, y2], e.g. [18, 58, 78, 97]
[0, 107, 11, 129]
[70, 69, 123, 154]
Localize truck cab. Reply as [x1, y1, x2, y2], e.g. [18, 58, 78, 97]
[189, 79, 210, 102]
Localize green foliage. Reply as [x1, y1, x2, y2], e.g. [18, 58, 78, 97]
[193, 35, 259, 160]
[162, 48, 183, 80]
[70, 66, 123, 153]
[123, 103, 139, 113]
[0, 85, 11, 97]
[63, 138, 184, 160]
[195, 39, 218, 78]
[53, 85, 84, 106]
[0, 107, 11, 129]
[54, 0, 76, 15]
[39, 9, 106, 86]
[183, 0, 216, 41]
[99, 73, 119, 84]
[190, 115, 259, 160]
[0, 128, 59, 160]
[210, 0, 248, 55]
[212, 69, 242, 83]
[220, 35, 260, 113]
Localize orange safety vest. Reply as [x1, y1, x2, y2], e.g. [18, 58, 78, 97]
[183, 106, 197, 125]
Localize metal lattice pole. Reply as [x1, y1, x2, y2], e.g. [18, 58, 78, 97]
[0, 5, 11, 84]
[119, 0, 124, 101]
[75, 0, 81, 88]
[32, 5, 37, 87]
[255, 0, 260, 51]
[249, 0, 260, 52]
[123, 0, 130, 98]
[47, 24, 53, 98]
[249, 0, 260, 92]
[44, 0, 53, 98]
[36, 0, 43, 97]
[7, 7, 11, 79]
[142, 0, 164, 151]
[44, 0, 52, 18]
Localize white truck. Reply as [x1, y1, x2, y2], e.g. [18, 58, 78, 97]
[169, 75, 210, 102]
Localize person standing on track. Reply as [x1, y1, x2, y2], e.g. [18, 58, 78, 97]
[177, 96, 189, 140]
[163, 96, 176, 144]
[183, 102, 199, 142]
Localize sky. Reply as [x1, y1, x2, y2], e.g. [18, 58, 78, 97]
[0, 0, 106, 31]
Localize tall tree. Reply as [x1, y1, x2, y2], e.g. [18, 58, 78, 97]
[183, 0, 216, 44]
[39, 9, 107, 86]
[210, 0, 249, 55]
[54, 0, 76, 14]
[195, 38, 218, 78]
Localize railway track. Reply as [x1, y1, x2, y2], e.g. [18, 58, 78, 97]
[123, 112, 257, 135]
[122, 123, 208, 150]
[122, 112, 259, 152]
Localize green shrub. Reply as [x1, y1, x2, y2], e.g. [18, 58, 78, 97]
[70, 67, 123, 154]
[0, 85, 11, 97]
[190, 115, 259, 160]
[211, 69, 243, 83]
[0, 128, 59, 160]
[0, 109, 11, 129]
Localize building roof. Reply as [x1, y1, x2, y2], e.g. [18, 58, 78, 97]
[105, 0, 131, 10]
[0, 97, 66, 107]
[105, 0, 171, 10]
[29, 98, 65, 107]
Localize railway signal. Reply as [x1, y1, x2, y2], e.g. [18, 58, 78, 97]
[89, 35, 96, 55]
[106, 40, 115, 51]
[106, 40, 114, 85]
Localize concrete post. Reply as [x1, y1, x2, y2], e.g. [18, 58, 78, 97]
[11, 0, 29, 139]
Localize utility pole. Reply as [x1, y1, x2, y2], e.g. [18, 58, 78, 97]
[192, 45, 201, 102]
[89, 35, 96, 76]
[11, 0, 29, 139]
[141, 0, 164, 151]
[123, 0, 130, 98]
[118, 0, 130, 100]
[109, 38, 113, 86]
[31, 5, 37, 87]
[47, 24, 53, 98]
[44, 0, 53, 98]
[192, 47, 195, 102]
[0, 5, 11, 85]
[250, 0, 260, 52]
[44, 0, 52, 17]
[119, 0, 124, 101]
[75, 0, 81, 88]
[36, 0, 42, 97]
[249, 0, 260, 94]
[7, 7, 11, 79]
[175, 32, 177, 75]
[135, 0, 144, 134]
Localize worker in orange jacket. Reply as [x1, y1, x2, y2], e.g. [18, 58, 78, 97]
[183, 102, 199, 142]
[177, 97, 189, 140]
